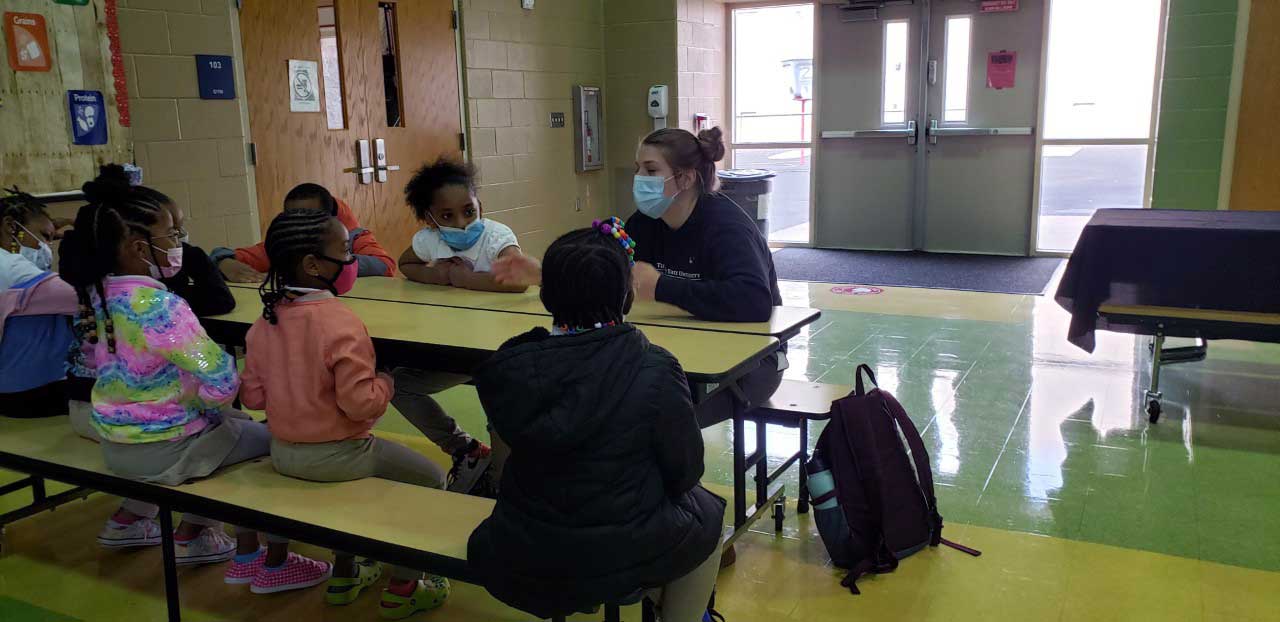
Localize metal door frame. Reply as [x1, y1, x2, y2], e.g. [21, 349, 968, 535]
[727, 0, 819, 248]
[1027, 0, 1171, 257]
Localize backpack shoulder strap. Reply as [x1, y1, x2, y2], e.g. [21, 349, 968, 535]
[854, 364, 877, 395]
[881, 399, 941, 545]
[883, 399, 983, 557]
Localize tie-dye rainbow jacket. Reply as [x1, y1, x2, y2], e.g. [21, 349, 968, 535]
[81, 275, 239, 444]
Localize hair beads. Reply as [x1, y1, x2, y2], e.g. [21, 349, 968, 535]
[592, 217, 635, 265]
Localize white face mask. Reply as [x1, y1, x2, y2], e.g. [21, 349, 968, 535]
[15, 223, 53, 271]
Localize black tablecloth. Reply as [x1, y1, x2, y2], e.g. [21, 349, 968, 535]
[1055, 209, 1280, 351]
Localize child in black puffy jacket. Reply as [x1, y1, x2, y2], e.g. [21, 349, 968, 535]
[469, 218, 726, 622]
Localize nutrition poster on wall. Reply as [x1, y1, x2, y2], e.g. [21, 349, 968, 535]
[4, 12, 52, 72]
[68, 90, 108, 145]
[288, 59, 321, 112]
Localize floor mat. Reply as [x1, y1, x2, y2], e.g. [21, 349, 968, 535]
[772, 248, 1064, 295]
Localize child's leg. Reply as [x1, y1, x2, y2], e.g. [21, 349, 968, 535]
[333, 552, 357, 577]
[652, 547, 723, 622]
[115, 498, 158, 522]
[369, 436, 447, 490]
[390, 368, 474, 455]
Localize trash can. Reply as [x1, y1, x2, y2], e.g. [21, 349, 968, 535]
[717, 169, 776, 237]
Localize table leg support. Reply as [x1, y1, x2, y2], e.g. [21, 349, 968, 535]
[158, 507, 181, 622]
[732, 412, 746, 531]
[1146, 332, 1165, 423]
[797, 420, 810, 514]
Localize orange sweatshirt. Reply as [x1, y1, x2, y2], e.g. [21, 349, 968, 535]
[240, 292, 392, 443]
[234, 199, 397, 276]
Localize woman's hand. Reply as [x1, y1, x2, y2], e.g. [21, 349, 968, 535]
[633, 261, 661, 301]
[219, 259, 265, 283]
[492, 253, 542, 286]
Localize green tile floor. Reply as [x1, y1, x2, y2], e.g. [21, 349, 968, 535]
[374, 278, 1280, 574]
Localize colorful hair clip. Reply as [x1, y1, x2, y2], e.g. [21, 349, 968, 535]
[592, 217, 636, 265]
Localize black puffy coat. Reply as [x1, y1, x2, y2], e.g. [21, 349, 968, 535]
[468, 325, 725, 618]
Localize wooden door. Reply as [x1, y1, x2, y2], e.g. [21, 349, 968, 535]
[241, 0, 462, 253]
[241, 0, 374, 233]
[1230, 1, 1280, 211]
[356, 0, 463, 257]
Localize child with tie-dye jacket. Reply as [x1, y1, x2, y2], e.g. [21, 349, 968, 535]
[56, 175, 322, 580]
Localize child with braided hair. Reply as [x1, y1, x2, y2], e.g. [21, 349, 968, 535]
[238, 208, 450, 616]
[57, 175, 287, 571]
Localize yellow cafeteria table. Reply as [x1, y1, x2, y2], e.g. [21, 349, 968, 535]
[206, 287, 779, 404]
[0, 417, 503, 622]
[227, 277, 821, 340]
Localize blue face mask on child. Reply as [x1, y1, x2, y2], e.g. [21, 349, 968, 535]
[435, 218, 486, 251]
[633, 175, 680, 219]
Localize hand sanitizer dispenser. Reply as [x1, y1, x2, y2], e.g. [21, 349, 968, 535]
[648, 85, 668, 130]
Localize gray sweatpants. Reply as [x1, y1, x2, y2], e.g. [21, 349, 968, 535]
[270, 436, 447, 581]
[390, 368, 474, 456]
[644, 546, 723, 622]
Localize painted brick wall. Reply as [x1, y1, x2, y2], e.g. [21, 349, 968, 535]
[460, 0, 610, 258]
[676, 0, 726, 140]
[602, 0, 678, 220]
[117, 0, 259, 249]
[1151, 0, 1238, 210]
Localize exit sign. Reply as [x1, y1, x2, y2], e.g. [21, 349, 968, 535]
[981, 0, 1019, 12]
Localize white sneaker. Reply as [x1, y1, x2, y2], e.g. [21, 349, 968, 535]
[176, 526, 236, 566]
[97, 518, 162, 548]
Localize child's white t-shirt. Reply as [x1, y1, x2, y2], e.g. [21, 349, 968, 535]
[411, 219, 519, 273]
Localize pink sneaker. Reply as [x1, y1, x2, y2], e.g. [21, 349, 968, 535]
[224, 549, 267, 585]
[249, 553, 333, 594]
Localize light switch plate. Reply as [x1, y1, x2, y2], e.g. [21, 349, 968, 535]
[549, 112, 566, 128]
[521, 0, 534, 9]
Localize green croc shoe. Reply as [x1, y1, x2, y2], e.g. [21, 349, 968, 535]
[325, 559, 383, 606]
[378, 575, 450, 620]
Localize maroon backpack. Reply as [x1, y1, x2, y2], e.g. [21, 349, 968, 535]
[805, 365, 979, 594]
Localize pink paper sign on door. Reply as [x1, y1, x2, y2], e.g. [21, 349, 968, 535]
[987, 50, 1017, 89]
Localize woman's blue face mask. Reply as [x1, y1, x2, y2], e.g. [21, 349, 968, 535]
[633, 174, 679, 219]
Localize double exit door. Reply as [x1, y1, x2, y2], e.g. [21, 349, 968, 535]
[241, 0, 462, 258]
[815, 0, 1044, 255]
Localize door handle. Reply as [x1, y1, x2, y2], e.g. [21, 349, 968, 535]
[345, 139, 374, 184]
[821, 120, 918, 145]
[928, 118, 1034, 144]
[374, 138, 401, 183]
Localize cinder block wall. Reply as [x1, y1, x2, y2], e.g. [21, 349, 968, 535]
[460, 0, 610, 258]
[1151, 0, 1239, 210]
[118, 0, 259, 250]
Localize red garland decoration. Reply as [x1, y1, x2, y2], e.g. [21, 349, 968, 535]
[104, 0, 130, 126]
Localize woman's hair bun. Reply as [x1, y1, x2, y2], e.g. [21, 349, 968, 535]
[697, 126, 726, 163]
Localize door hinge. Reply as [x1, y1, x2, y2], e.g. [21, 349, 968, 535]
[248, 142, 257, 166]
[458, 133, 466, 151]
[451, 10, 458, 30]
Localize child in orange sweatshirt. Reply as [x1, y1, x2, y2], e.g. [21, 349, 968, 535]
[237, 208, 449, 618]
[212, 183, 396, 283]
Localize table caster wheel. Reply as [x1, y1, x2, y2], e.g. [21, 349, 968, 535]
[773, 497, 786, 532]
[1147, 399, 1161, 423]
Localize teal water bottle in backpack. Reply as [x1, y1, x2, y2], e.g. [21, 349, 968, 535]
[804, 450, 854, 568]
